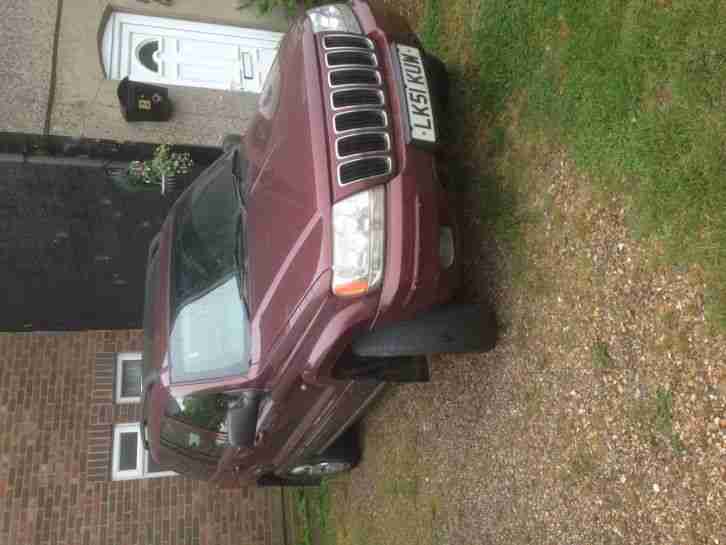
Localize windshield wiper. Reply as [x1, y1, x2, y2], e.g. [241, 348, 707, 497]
[234, 211, 250, 313]
[230, 149, 250, 311]
[232, 150, 248, 210]
[233, 173, 247, 209]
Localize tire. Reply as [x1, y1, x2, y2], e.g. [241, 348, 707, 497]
[257, 428, 360, 488]
[288, 425, 359, 476]
[424, 53, 450, 112]
[323, 425, 360, 463]
[352, 304, 497, 358]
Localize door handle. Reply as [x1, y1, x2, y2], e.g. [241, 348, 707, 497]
[241, 52, 254, 80]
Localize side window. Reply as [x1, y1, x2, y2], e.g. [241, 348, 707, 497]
[115, 352, 143, 403]
[165, 392, 230, 433]
[160, 417, 227, 461]
[111, 423, 175, 481]
[160, 392, 235, 460]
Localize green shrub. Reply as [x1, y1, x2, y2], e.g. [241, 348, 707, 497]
[238, 0, 322, 15]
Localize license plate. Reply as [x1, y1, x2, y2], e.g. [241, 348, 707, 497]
[396, 45, 437, 144]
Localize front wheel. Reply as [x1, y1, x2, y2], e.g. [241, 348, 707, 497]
[287, 427, 359, 479]
[257, 428, 360, 487]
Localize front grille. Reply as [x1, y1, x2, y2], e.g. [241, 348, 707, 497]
[332, 89, 382, 109]
[320, 33, 394, 185]
[326, 50, 377, 67]
[337, 132, 389, 158]
[334, 110, 387, 133]
[324, 35, 373, 50]
[339, 157, 391, 185]
[329, 69, 380, 87]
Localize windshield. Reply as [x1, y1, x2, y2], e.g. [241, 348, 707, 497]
[169, 154, 250, 382]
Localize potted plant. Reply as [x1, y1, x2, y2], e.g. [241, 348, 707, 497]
[126, 144, 194, 195]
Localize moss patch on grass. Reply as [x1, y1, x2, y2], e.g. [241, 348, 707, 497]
[629, 386, 687, 455]
[591, 341, 615, 370]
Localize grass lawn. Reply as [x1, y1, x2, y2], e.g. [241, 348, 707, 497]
[287, 481, 336, 545]
[424, 0, 726, 327]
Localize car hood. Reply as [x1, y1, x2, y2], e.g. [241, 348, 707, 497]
[243, 18, 332, 363]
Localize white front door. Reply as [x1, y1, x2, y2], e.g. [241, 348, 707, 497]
[102, 13, 283, 93]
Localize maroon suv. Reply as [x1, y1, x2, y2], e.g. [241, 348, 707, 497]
[141, 1, 495, 487]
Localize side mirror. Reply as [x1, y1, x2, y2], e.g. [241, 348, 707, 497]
[227, 392, 262, 449]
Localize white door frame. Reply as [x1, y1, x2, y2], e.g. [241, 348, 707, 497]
[102, 12, 283, 93]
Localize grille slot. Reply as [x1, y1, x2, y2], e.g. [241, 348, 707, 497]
[332, 89, 383, 109]
[339, 157, 391, 184]
[337, 132, 389, 158]
[326, 50, 377, 67]
[329, 69, 380, 87]
[334, 110, 386, 133]
[324, 35, 373, 49]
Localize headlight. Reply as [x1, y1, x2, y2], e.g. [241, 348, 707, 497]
[332, 186, 385, 297]
[307, 4, 362, 34]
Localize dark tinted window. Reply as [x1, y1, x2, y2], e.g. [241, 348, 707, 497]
[161, 393, 231, 460]
[166, 392, 230, 433]
[160, 419, 225, 460]
[120, 358, 142, 398]
[118, 431, 139, 471]
[171, 166, 240, 311]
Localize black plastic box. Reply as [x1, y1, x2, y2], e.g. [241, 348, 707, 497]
[117, 77, 172, 122]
